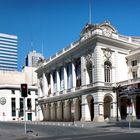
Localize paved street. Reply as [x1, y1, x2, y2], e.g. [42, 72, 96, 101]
[29, 133, 140, 140]
[0, 121, 140, 140]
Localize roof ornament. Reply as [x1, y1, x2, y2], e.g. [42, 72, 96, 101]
[85, 49, 93, 66]
[99, 20, 117, 37]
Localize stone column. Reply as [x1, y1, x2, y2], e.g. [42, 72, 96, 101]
[56, 101, 63, 121]
[94, 46, 103, 86]
[50, 103, 56, 121]
[38, 86, 43, 98]
[81, 95, 91, 121]
[92, 52, 95, 83]
[94, 92, 104, 122]
[43, 73, 48, 97]
[40, 104, 46, 121]
[72, 61, 76, 91]
[63, 100, 71, 121]
[73, 98, 81, 121]
[43, 104, 47, 121]
[46, 103, 50, 121]
[63, 65, 67, 94]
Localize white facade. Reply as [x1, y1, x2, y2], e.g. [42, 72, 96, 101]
[0, 86, 38, 121]
[0, 33, 18, 71]
[36, 21, 140, 122]
[0, 67, 43, 121]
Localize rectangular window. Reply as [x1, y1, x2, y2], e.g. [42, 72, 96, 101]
[27, 98, 32, 110]
[47, 73, 51, 95]
[131, 60, 137, 66]
[76, 58, 81, 87]
[67, 63, 72, 89]
[53, 71, 57, 93]
[19, 98, 24, 117]
[132, 71, 137, 79]
[11, 98, 16, 117]
[11, 90, 15, 94]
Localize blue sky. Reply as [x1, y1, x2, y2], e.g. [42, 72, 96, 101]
[0, 0, 140, 70]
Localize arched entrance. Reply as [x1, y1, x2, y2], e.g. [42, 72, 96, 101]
[104, 95, 113, 119]
[87, 95, 94, 121]
[120, 97, 128, 120]
[136, 95, 140, 119]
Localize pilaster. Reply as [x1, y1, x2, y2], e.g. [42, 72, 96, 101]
[81, 56, 86, 87]
[81, 95, 91, 121]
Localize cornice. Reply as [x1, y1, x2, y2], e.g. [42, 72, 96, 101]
[36, 34, 140, 75]
[38, 86, 112, 104]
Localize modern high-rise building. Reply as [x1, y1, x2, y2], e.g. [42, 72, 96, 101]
[0, 33, 18, 71]
[25, 50, 44, 67]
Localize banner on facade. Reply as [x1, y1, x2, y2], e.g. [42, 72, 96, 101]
[119, 83, 140, 97]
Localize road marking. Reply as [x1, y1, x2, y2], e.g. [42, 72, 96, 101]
[74, 133, 121, 139]
[55, 137, 71, 140]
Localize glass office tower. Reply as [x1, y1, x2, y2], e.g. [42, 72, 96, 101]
[0, 33, 18, 71]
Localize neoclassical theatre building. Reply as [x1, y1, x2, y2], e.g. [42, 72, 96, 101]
[36, 21, 140, 122]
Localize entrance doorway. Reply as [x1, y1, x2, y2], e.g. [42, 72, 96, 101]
[120, 97, 128, 120]
[87, 95, 94, 121]
[104, 95, 112, 119]
[27, 113, 32, 121]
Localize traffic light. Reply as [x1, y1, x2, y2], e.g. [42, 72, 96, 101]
[21, 84, 28, 97]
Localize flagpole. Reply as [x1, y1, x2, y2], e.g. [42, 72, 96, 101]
[89, 0, 92, 24]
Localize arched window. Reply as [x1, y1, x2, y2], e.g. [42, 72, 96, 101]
[104, 61, 112, 83]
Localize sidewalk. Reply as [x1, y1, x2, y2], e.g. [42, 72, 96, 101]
[14, 120, 109, 128]
[8, 120, 140, 131]
[13, 120, 140, 134]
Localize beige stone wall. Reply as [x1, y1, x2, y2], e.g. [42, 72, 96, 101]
[0, 66, 37, 86]
[0, 70, 25, 85]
